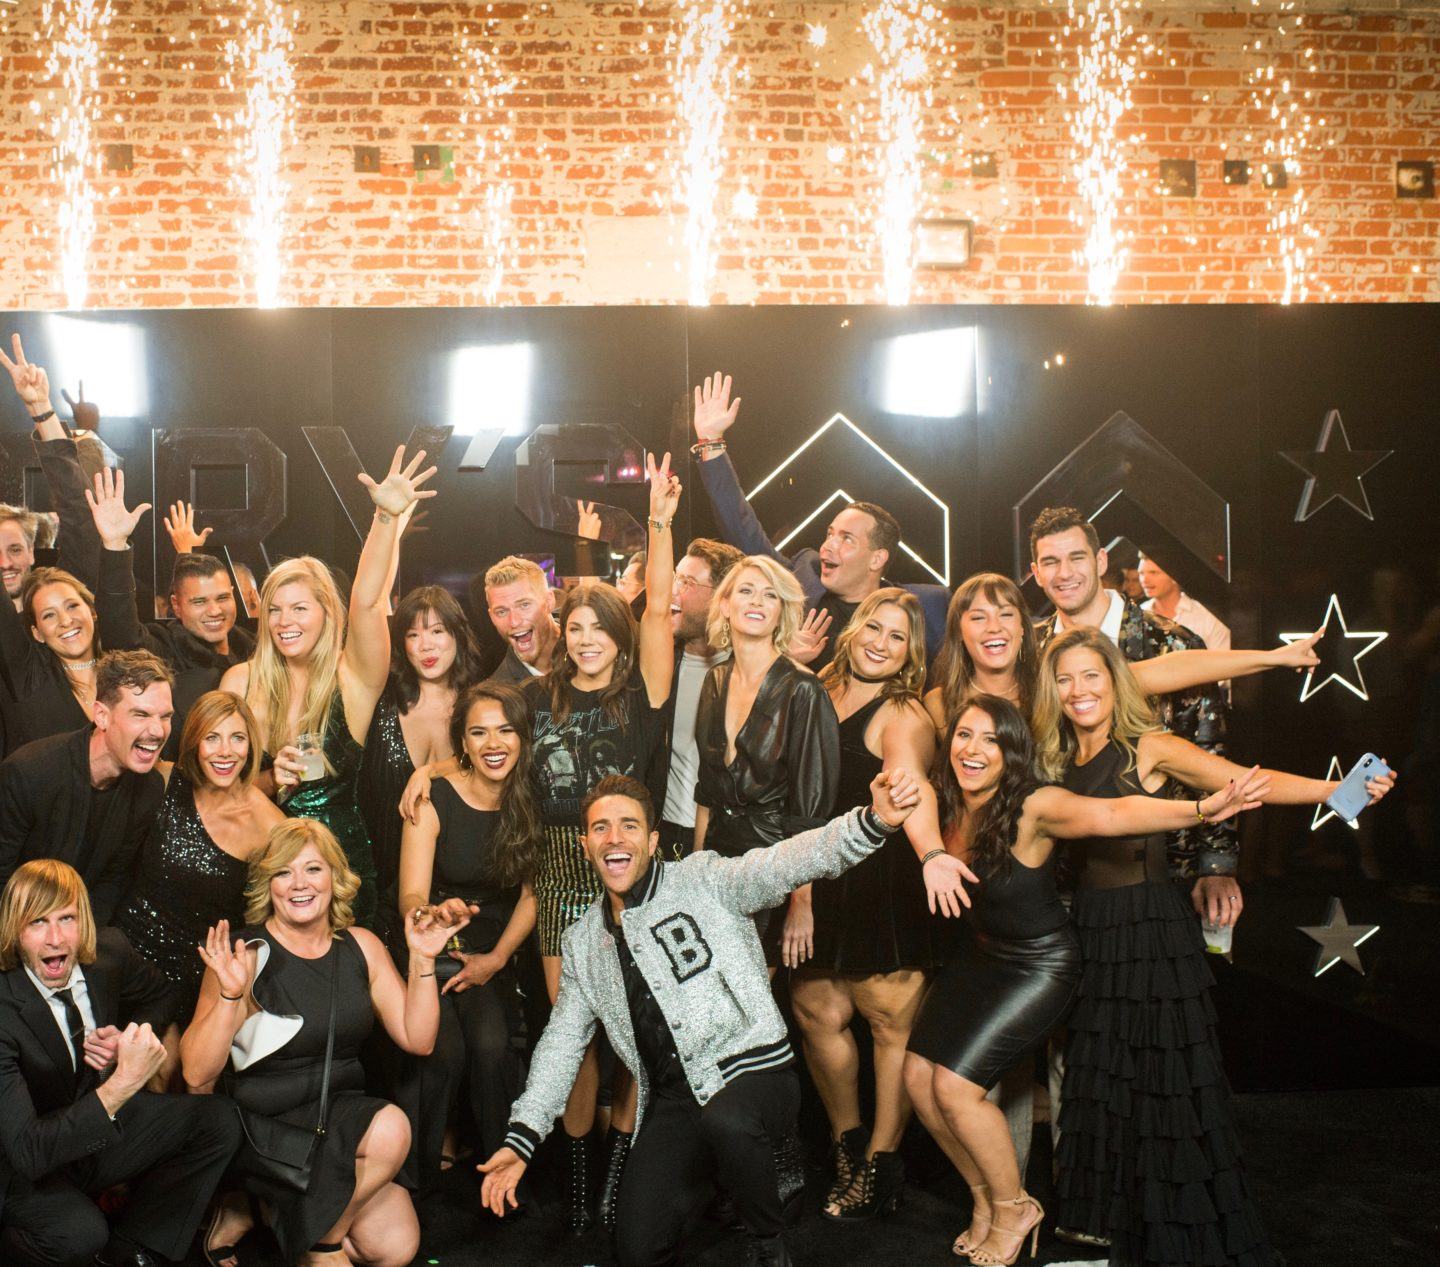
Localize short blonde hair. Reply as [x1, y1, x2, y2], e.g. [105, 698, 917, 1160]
[484, 555, 548, 595]
[706, 556, 805, 654]
[244, 819, 360, 933]
[0, 860, 97, 971]
[178, 690, 263, 790]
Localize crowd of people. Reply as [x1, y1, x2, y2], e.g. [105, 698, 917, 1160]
[0, 342, 1396, 1267]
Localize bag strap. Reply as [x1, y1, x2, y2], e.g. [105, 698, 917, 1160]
[313, 941, 340, 1136]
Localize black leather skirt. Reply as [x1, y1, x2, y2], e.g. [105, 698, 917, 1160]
[907, 922, 1080, 1090]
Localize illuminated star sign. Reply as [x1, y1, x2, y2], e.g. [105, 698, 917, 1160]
[745, 413, 950, 585]
[1310, 757, 1359, 832]
[1280, 593, 1386, 702]
[1280, 409, 1392, 522]
[1298, 897, 1378, 977]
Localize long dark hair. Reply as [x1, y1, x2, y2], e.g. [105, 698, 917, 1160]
[933, 693, 1041, 878]
[929, 572, 1038, 724]
[391, 585, 484, 714]
[547, 582, 638, 725]
[449, 681, 543, 886]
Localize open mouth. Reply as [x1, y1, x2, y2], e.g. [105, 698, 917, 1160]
[209, 758, 238, 778]
[862, 646, 890, 665]
[288, 894, 316, 910]
[511, 628, 534, 652]
[958, 757, 987, 774]
[59, 627, 83, 644]
[480, 752, 509, 770]
[38, 953, 69, 979]
[277, 629, 304, 648]
[132, 740, 161, 766]
[574, 649, 603, 666]
[602, 850, 631, 879]
[979, 637, 1009, 657]
[1068, 698, 1099, 716]
[741, 610, 767, 624]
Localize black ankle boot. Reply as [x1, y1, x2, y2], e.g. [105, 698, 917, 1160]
[564, 1132, 594, 1238]
[824, 1125, 870, 1208]
[771, 1128, 806, 1220]
[597, 1127, 632, 1230]
[822, 1149, 905, 1222]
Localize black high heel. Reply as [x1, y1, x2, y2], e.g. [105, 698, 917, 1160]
[565, 1132, 595, 1238]
[597, 1127, 633, 1230]
[823, 1150, 905, 1222]
[824, 1125, 869, 1210]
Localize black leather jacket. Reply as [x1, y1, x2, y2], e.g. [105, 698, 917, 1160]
[695, 656, 839, 857]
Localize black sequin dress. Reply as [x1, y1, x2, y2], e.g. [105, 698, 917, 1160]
[119, 771, 249, 1013]
[1056, 741, 1272, 1267]
[359, 682, 416, 947]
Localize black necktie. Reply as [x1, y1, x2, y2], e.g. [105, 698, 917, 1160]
[51, 986, 86, 1071]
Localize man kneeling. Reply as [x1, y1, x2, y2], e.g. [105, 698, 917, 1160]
[479, 768, 921, 1265]
[0, 860, 240, 1266]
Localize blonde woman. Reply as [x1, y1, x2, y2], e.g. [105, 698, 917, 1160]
[693, 554, 840, 964]
[180, 819, 464, 1267]
[221, 445, 437, 927]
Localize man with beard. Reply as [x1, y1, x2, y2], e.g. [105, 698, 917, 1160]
[481, 555, 562, 684]
[0, 651, 172, 924]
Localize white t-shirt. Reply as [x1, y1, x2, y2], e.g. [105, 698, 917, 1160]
[661, 648, 726, 828]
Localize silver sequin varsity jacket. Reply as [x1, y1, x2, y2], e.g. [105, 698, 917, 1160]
[502, 806, 897, 1160]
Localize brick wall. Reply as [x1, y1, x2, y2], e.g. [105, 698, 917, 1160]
[1, 1, 1437, 308]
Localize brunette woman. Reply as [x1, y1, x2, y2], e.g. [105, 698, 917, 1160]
[0, 565, 100, 751]
[221, 446, 438, 927]
[1032, 629, 1393, 1266]
[903, 695, 1265, 1266]
[396, 682, 540, 1189]
[118, 689, 284, 1012]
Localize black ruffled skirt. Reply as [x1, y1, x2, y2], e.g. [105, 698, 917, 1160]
[1056, 879, 1272, 1267]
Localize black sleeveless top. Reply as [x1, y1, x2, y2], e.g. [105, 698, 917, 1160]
[1061, 740, 1171, 889]
[429, 777, 521, 955]
[967, 847, 1071, 942]
[358, 682, 417, 923]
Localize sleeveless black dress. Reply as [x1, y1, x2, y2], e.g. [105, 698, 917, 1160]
[1056, 741, 1271, 1267]
[119, 771, 249, 1013]
[907, 827, 1079, 1089]
[359, 682, 416, 947]
[809, 696, 933, 973]
[228, 926, 391, 1261]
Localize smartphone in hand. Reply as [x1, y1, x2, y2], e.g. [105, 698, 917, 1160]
[1325, 753, 1393, 824]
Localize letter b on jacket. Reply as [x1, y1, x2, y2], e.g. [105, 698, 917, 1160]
[651, 913, 712, 982]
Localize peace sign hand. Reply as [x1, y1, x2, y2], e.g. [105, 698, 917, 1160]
[198, 919, 251, 1002]
[358, 445, 439, 518]
[645, 450, 682, 523]
[85, 467, 152, 550]
[0, 333, 52, 413]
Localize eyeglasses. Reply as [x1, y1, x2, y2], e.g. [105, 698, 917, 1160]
[673, 575, 714, 594]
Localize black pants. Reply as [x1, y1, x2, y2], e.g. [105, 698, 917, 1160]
[613, 1068, 799, 1267]
[657, 820, 693, 862]
[0, 1091, 240, 1267]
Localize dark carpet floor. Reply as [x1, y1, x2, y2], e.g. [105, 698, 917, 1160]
[215, 1085, 1438, 1266]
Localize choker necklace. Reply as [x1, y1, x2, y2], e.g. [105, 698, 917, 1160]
[62, 659, 97, 671]
[850, 667, 894, 684]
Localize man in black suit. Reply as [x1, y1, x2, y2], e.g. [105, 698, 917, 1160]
[0, 650, 173, 924]
[0, 859, 239, 1266]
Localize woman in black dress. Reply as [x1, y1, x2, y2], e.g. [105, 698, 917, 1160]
[119, 689, 284, 1012]
[0, 565, 99, 751]
[903, 695, 1264, 1266]
[180, 818, 464, 1267]
[790, 588, 952, 1220]
[1032, 628, 1394, 1266]
[694, 553, 840, 961]
[396, 681, 540, 1189]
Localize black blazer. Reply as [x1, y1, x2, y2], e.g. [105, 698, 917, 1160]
[0, 927, 179, 1214]
[0, 727, 164, 924]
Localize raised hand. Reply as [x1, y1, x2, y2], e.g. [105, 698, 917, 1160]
[576, 500, 601, 540]
[1270, 628, 1322, 671]
[693, 371, 740, 442]
[406, 902, 470, 962]
[1198, 765, 1270, 824]
[358, 445, 439, 519]
[871, 768, 922, 828]
[478, 1146, 528, 1217]
[922, 850, 978, 919]
[270, 744, 306, 792]
[788, 607, 833, 665]
[84, 467, 151, 551]
[645, 450, 682, 523]
[197, 919, 252, 1001]
[163, 499, 213, 553]
[0, 333, 52, 413]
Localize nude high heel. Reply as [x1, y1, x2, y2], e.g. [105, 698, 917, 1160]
[965, 1190, 1043, 1265]
[951, 1182, 991, 1257]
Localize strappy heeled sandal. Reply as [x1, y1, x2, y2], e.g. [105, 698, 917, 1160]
[951, 1182, 991, 1256]
[965, 1190, 1043, 1266]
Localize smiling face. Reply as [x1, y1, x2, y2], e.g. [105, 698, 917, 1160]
[404, 607, 458, 683]
[959, 592, 1024, 676]
[818, 507, 883, 597]
[266, 580, 326, 661]
[269, 842, 333, 929]
[1031, 526, 1106, 618]
[725, 565, 783, 642]
[171, 569, 237, 647]
[95, 680, 174, 775]
[19, 903, 81, 988]
[584, 793, 659, 903]
[1053, 645, 1116, 734]
[487, 577, 555, 668]
[848, 600, 911, 679]
[950, 704, 1004, 798]
[28, 580, 96, 661]
[670, 554, 716, 643]
[564, 603, 620, 682]
[463, 697, 520, 784]
[0, 520, 34, 599]
[196, 710, 250, 790]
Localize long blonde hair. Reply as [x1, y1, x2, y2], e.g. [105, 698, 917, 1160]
[244, 818, 360, 932]
[1032, 627, 1160, 780]
[248, 557, 346, 754]
[706, 555, 805, 655]
[819, 587, 926, 705]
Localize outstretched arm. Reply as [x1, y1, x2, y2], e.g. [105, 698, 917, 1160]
[1144, 731, 1394, 806]
[0, 334, 67, 442]
[638, 450, 679, 708]
[1131, 629, 1321, 697]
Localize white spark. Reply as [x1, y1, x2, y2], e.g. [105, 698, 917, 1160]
[807, 23, 828, 48]
[733, 186, 758, 220]
[459, 22, 519, 304]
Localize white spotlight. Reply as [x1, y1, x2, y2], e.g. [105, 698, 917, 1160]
[878, 326, 975, 418]
[446, 343, 534, 437]
[43, 315, 148, 419]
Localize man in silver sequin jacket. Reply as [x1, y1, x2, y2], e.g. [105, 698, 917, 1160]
[478, 768, 922, 1267]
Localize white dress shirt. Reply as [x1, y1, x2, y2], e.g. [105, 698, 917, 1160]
[1054, 588, 1127, 645]
[1143, 593, 1231, 653]
[25, 965, 97, 1068]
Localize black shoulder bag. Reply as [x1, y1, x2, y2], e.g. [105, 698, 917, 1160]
[231, 948, 339, 1195]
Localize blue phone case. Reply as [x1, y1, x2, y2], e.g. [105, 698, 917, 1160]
[1325, 753, 1392, 823]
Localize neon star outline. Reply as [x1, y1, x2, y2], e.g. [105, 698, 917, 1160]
[1310, 756, 1359, 831]
[1280, 593, 1387, 702]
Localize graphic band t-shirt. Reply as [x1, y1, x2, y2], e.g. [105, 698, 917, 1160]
[522, 674, 668, 828]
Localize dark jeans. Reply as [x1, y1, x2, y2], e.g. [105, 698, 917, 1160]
[657, 819, 693, 862]
[0, 1091, 240, 1267]
[613, 1068, 799, 1267]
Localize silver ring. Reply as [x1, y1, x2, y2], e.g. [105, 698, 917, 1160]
[1228, 895, 1238, 902]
